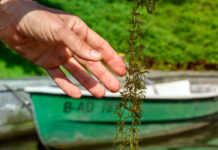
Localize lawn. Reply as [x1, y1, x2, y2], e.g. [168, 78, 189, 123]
[0, 0, 217, 78]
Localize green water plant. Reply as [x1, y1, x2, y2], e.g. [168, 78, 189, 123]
[115, 0, 155, 149]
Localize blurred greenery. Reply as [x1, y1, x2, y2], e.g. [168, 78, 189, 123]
[0, 41, 45, 78]
[0, 0, 217, 78]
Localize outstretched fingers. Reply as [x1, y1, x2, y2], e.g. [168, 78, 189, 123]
[63, 57, 106, 98]
[47, 68, 81, 99]
[59, 16, 126, 76]
[75, 56, 120, 93]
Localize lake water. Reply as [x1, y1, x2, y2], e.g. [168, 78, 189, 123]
[1, 123, 218, 150]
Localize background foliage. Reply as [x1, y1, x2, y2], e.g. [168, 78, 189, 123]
[0, 0, 217, 78]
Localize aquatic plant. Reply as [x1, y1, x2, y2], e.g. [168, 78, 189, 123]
[115, 0, 155, 149]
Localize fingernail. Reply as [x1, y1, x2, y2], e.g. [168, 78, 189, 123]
[90, 50, 101, 59]
[119, 65, 126, 71]
[119, 65, 127, 76]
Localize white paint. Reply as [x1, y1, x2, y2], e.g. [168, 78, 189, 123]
[25, 80, 218, 100]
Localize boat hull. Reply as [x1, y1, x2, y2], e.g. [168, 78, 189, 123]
[30, 93, 218, 149]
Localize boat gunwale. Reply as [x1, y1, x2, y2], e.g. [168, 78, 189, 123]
[25, 85, 218, 101]
[29, 91, 218, 102]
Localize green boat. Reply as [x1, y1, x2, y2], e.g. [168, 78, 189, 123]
[26, 80, 218, 149]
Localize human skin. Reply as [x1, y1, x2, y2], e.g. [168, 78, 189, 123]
[0, 0, 126, 98]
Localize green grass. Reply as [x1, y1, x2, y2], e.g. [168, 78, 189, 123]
[0, 0, 217, 78]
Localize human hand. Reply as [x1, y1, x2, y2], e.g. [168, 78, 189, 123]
[0, 0, 126, 98]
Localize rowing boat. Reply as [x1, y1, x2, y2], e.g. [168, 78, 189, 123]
[25, 80, 218, 149]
